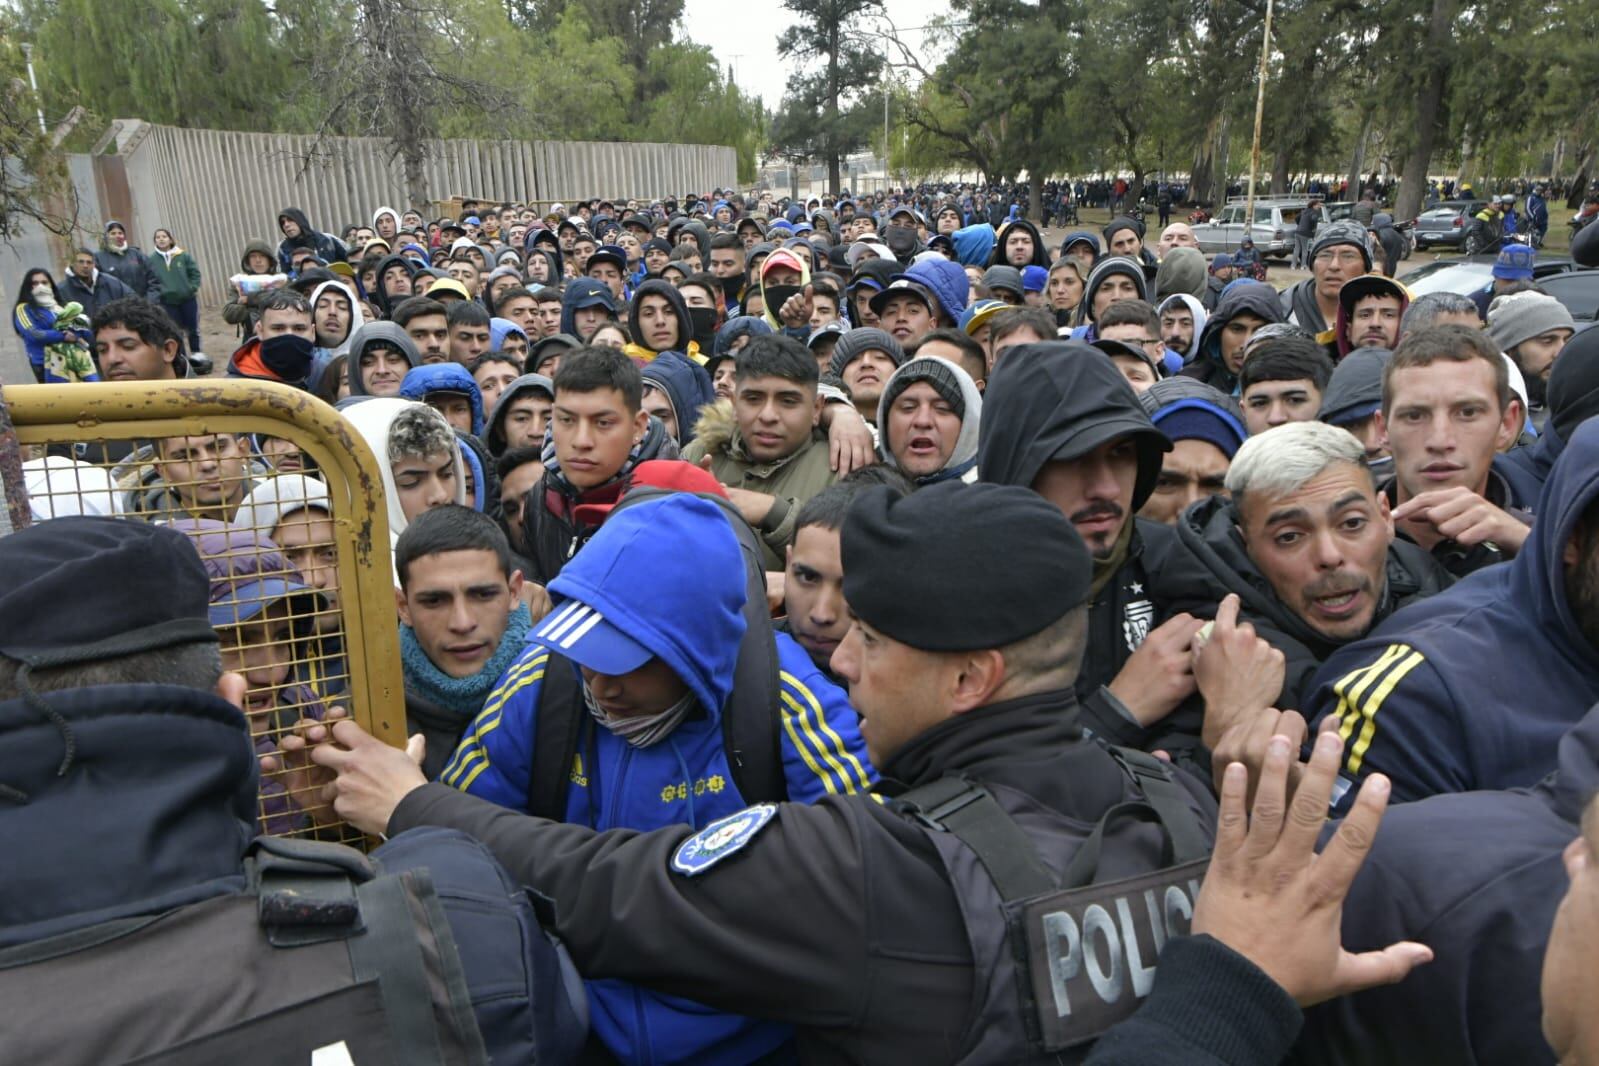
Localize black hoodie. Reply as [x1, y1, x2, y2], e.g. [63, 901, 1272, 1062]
[274, 207, 347, 273]
[627, 278, 695, 356]
[1173, 495, 1453, 709]
[977, 342, 1209, 754]
[986, 218, 1051, 268]
[370, 253, 417, 319]
[1179, 281, 1285, 395]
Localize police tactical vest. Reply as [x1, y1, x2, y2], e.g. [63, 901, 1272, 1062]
[891, 748, 1211, 1064]
[0, 835, 489, 1066]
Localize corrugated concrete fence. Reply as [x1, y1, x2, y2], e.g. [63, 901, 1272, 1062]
[97, 120, 738, 304]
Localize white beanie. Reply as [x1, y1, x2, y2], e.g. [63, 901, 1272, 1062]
[1487, 291, 1576, 354]
[232, 474, 332, 542]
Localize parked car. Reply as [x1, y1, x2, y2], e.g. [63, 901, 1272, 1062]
[1412, 200, 1487, 250]
[1398, 257, 1596, 320]
[1191, 199, 1322, 259]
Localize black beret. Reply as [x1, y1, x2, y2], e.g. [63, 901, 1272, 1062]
[841, 481, 1090, 652]
[0, 516, 217, 668]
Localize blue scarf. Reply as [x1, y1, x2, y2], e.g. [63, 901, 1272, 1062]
[400, 604, 532, 717]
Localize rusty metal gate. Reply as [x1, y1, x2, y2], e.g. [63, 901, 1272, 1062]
[4, 379, 404, 845]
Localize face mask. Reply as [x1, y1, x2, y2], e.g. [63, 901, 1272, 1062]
[31, 284, 53, 302]
[584, 684, 696, 749]
[260, 334, 315, 382]
[764, 284, 802, 316]
[884, 227, 919, 258]
[719, 274, 743, 303]
[687, 306, 719, 351]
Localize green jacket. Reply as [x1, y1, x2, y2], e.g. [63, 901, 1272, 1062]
[680, 399, 838, 570]
[150, 248, 202, 304]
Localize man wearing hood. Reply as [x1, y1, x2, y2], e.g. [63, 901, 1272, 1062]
[1334, 274, 1409, 359]
[429, 491, 870, 1066]
[1303, 414, 1599, 815]
[222, 239, 284, 338]
[344, 398, 468, 570]
[227, 288, 316, 389]
[682, 336, 838, 570]
[369, 253, 416, 319]
[559, 279, 617, 344]
[1369, 212, 1405, 277]
[626, 278, 699, 363]
[978, 341, 1219, 754]
[1136, 377, 1246, 525]
[345, 321, 421, 398]
[1069, 255, 1148, 344]
[1496, 329, 1599, 506]
[1178, 281, 1284, 394]
[95, 221, 159, 301]
[867, 258, 970, 350]
[987, 218, 1049, 268]
[641, 350, 716, 445]
[875, 356, 982, 485]
[1158, 293, 1208, 364]
[1174, 421, 1451, 714]
[1279, 220, 1372, 343]
[1153, 246, 1207, 305]
[399, 363, 486, 438]
[275, 207, 347, 275]
[372, 206, 401, 244]
[486, 373, 555, 457]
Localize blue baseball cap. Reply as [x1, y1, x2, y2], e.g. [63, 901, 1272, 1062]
[531, 597, 653, 674]
[1493, 245, 1536, 280]
[1021, 265, 1049, 293]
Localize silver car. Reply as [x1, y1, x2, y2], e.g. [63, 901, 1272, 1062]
[1190, 201, 1323, 259]
[1412, 201, 1486, 250]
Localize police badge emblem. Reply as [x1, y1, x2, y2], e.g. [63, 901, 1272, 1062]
[670, 804, 779, 876]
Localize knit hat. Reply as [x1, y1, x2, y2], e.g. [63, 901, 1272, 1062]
[841, 481, 1091, 652]
[643, 237, 673, 257]
[1487, 291, 1576, 353]
[1492, 245, 1537, 281]
[829, 327, 906, 378]
[983, 265, 1025, 299]
[1104, 216, 1145, 244]
[0, 517, 218, 667]
[1310, 220, 1373, 270]
[1318, 347, 1392, 426]
[1210, 253, 1234, 272]
[880, 355, 968, 420]
[1138, 378, 1247, 459]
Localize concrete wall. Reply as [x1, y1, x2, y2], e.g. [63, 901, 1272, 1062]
[102, 121, 738, 304]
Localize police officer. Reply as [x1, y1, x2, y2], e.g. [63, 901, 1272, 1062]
[315, 480, 1231, 1062]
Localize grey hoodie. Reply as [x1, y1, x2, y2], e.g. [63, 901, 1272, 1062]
[1156, 293, 1210, 364]
[345, 321, 422, 397]
[875, 356, 983, 485]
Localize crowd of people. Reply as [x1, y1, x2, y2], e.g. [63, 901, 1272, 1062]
[7, 180, 1599, 1065]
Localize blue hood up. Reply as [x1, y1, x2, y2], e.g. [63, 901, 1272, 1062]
[560, 279, 616, 337]
[641, 350, 716, 444]
[399, 362, 485, 438]
[951, 223, 996, 267]
[547, 494, 747, 719]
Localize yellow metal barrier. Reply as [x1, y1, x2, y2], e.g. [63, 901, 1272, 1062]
[7, 379, 405, 846]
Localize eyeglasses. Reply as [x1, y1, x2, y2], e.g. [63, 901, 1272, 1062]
[1313, 250, 1365, 266]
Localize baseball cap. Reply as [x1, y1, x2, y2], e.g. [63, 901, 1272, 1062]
[869, 278, 936, 316]
[959, 298, 1009, 336]
[1337, 273, 1410, 313]
[427, 278, 472, 302]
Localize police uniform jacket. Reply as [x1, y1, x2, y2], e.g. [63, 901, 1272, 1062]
[388, 688, 1219, 1064]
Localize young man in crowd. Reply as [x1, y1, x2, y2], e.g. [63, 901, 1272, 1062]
[446, 301, 493, 367]
[1238, 336, 1336, 436]
[1335, 274, 1409, 358]
[683, 335, 838, 570]
[485, 373, 555, 457]
[392, 295, 451, 364]
[875, 355, 983, 486]
[92, 297, 188, 382]
[1280, 220, 1372, 341]
[1487, 290, 1577, 433]
[1136, 377, 1247, 526]
[394, 505, 532, 779]
[828, 328, 905, 426]
[1180, 282, 1285, 394]
[227, 288, 317, 388]
[344, 322, 421, 398]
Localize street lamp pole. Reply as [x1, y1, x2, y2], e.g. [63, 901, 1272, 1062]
[23, 44, 47, 135]
[1244, 0, 1275, 243]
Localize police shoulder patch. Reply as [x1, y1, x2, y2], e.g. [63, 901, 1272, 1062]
[671, 804, 778, 877]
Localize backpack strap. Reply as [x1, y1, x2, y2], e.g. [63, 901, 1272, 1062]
[892, 775, 1056, 902]
[526, 651, 586, 821]
[1106, 747, 1211, 864]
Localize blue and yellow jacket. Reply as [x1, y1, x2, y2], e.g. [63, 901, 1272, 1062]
[441, 493, 872, 1066]
[1307, 416, 1599, 815]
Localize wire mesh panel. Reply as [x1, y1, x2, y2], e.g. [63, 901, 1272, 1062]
[5, 379, 404, 846]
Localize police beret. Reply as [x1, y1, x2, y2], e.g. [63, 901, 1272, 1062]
[0, 516, 217, 668]
[841, 481, 1090, 652]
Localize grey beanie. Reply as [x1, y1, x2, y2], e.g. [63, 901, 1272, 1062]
[1311, 220, 1373, 270]
[829, 327, 907, 378]
[1487, 291, 1576, 354]
[982, 265, 1026, 298]
[881, 356, 967, 420]
[1319, 347, 1392, 425]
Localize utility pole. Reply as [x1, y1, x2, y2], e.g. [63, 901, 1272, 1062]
[22, 44, 47, 135]
[1244, 0, 1275, 247]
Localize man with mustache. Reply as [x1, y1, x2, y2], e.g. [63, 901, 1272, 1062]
[1334, 275, 1409, 360]
[1174, 421, 1452, 711]
[979, 341, 1221, 763]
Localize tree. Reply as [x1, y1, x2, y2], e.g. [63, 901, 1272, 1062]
[0, 29, 77, 241]
[638, 45, 766, 183]
[772, 0, 883, 194]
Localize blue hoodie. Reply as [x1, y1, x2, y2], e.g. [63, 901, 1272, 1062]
[950, 222, 996, 266]
[439, 495, 873, 1066]
[1307, 416, 1599, 815]
[560, 278, 616, 337]
[641, 350, 716, 444]
[399, 362, 485, 437]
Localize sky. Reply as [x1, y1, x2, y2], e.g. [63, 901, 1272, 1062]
[688, 0, 951, 109]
